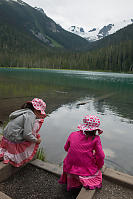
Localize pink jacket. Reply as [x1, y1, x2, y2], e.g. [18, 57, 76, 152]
[63, 131, 105, 176]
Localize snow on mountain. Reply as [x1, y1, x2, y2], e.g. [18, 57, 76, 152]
[68, 26, 89, 37]
[68, 19, 133, 42]
[34, 7, 46, 15]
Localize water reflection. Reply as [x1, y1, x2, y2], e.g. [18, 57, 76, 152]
[39, 100, 133, 175]
[0, 68, 133, 174]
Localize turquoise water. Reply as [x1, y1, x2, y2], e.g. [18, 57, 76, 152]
[0, 68, 133, 175]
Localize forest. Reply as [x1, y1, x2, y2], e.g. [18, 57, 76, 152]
[0, 36, 133, 72]
[0, 0, 133, 72]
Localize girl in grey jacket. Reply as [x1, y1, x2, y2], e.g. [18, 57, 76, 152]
[0, 98, 47, 167]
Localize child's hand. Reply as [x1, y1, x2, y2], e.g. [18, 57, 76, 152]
[36, 138, 41, 144]
[39, 119, 44, 123]
[41, 114, 49, 119]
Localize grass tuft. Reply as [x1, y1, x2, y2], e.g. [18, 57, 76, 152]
[35, 147, 45, 161]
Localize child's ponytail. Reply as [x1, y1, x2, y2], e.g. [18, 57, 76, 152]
[84, 130, 96, 140]
[21, 101, 35, 112]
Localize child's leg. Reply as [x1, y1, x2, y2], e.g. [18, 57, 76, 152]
[67, 174, 82, 191]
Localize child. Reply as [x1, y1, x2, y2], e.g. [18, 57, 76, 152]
[0, 98, 47, 167]
[59, 115, 105, 191]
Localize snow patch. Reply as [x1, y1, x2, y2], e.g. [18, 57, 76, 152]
[68, 19, 133, 42]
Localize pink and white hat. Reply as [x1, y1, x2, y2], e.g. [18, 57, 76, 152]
[78, 115, 103, 134]
[31, 98, 46, 115]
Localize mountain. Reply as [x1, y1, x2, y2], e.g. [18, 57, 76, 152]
[0, 0, 133, 72]
[68, 19, 133, 42]
[0, 0, 90, 51]
[85, 23, 133, 72]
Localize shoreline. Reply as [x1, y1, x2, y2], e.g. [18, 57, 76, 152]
[0, 160, 133, 199]
[0, 66, 133, 74]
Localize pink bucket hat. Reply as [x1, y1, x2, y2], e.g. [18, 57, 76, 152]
[31, 98, 46, 115]
[78, 115, 103, 134]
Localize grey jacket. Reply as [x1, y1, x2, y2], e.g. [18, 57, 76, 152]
[3, 109, 37, 143]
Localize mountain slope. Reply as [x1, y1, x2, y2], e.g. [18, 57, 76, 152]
[0, 0, 90, 51]
[85, 23, 133, 72]
[68, 19, 133, 42]
[0, 0, 133, 72]
[89, 23, 133, 50]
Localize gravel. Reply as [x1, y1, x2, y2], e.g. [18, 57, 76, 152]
[93, 178, 133, 199]
[0, 164, 133, 199]
[0, 164, 80, 199]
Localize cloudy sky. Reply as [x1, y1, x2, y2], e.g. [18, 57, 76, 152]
[24, 0, 133, 31]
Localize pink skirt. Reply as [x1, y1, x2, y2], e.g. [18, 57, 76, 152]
[0, 119, 44, 167]
[59, 170, 102, 191]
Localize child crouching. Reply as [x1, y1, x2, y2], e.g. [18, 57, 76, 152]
[0, 98, 47, 167]
[59, 115, 105, 191]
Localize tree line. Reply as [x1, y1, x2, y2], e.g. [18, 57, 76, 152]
[0, 25, 133, 72]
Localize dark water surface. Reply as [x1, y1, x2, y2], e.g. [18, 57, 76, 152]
[0, 68, 133, 175]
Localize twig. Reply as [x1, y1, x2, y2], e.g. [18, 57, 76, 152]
[77, 93, 114, 106]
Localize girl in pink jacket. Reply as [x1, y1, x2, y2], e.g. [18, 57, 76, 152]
[59, 115, 105, 191]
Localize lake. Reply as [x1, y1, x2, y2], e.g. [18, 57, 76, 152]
[0, 68, 133, 175]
